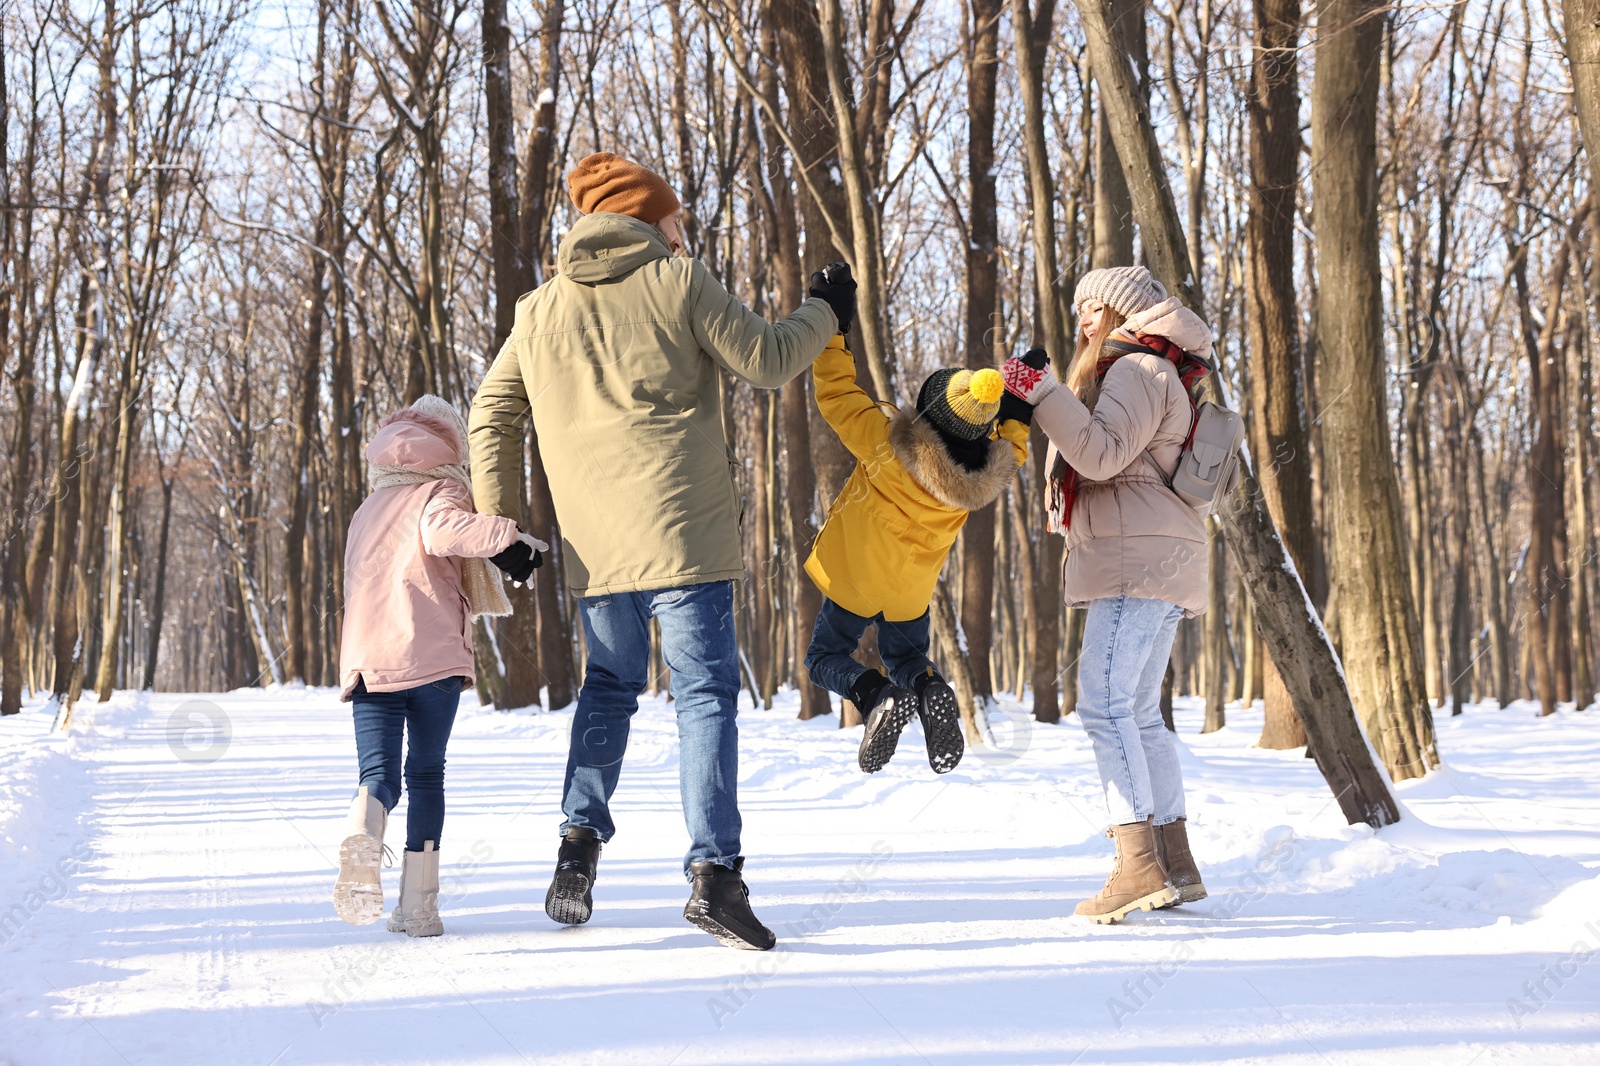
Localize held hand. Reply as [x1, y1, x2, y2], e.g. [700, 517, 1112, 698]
[996, 390, 1035, 426]
[808, 261, 857, 335]
[512, 531, 549, 586]
[1002, 354, 1059, 405]
[1022, 347, 1050, 370]
[490, 534, 539, 585]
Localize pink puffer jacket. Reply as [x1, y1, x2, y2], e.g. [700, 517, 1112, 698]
[338, 409, 519, 701]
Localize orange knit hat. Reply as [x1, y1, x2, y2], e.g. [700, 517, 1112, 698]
[567, 152, 681, 223]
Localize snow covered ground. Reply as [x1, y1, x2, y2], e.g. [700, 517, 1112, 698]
[2, 684, 1597, 1065]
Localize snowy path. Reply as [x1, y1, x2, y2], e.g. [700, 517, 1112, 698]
[3, 686, 1598, 1065]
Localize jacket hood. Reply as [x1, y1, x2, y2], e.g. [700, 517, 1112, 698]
[557, 212, 673, 284]
[367, 397, 468, 470]
[1123, 296, 1214, 361]
[889, 409, 1019, 512]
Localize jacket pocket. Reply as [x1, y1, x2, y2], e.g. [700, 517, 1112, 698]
[727, 448, 745, 531]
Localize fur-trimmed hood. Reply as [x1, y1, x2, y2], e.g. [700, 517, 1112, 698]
[889, 408, 1019, 512]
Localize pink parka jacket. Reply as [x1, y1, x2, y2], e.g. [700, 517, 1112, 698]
[338, 408, 519, 701]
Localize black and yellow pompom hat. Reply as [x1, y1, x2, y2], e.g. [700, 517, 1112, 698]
[915, 367, 1006, 441]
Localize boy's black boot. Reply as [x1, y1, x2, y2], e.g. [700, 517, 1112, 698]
[913, 668, 965, 774]
[544, 826, 602, 925]
[851, 670, 918, 774]
[684, 858, 776, 950]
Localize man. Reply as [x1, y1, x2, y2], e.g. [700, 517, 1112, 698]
[468, 152, 854, 950]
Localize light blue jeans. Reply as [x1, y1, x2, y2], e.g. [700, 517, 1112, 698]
[561, 580, 742, 877]
[1075, 595, 1187, 826]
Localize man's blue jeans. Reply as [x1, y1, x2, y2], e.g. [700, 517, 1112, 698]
[804, 598, 937, 699]
[562, 580, 742, 876]
[352, 675, 462, 851]
[1075, 596, 1186, 826]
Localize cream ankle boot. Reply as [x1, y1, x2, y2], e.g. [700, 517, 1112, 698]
[387, 841, 443, 937]
[333, 785, 388, 925]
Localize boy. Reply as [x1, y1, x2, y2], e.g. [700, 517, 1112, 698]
[802, 286, 1035, 775]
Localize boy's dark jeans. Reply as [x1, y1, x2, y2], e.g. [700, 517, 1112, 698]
[804, 598, 938, 700]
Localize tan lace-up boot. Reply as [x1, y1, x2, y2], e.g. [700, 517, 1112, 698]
[1154, 817, 1207, 905]
[1074, 818, 1177, 924]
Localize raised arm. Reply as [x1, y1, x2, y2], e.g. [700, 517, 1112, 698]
[467, 336, 530, 520]
[688, 258, 837, 388]
[1023, 356, 1168, 482]
[811, 335, 892, 463]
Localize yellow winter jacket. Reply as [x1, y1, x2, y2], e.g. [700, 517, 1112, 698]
[804, 337, 1028, 621]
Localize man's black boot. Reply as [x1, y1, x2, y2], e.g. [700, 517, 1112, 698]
[683, 858, 776, 950]
[544, 826, 602, 925]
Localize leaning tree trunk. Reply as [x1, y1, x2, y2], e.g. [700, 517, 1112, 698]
[1074, 0, 1402, 824]
[1310, 0, 1438, 777]
[1247, 0, 1313, 749]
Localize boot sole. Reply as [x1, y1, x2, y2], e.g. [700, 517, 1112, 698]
[545, 871, 595, 926]
[389, 917, 443, 937]
[858, 694, 918, 774]
[1080, 885, 1179, 925]
[683, 901, 776, 951]
[333, 833, 384, 926]
[918, 684, 965, 774]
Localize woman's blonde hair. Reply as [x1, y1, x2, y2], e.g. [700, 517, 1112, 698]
[1067, 305, 1127, 412]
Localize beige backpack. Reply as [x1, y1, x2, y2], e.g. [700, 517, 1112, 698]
[1125, 344, 1245, 518]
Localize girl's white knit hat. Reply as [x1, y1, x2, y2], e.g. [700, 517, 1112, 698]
[1074, 266, 1167, 319]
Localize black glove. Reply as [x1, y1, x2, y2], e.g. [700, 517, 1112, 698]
[996, 390, 1034, 425]
[1022, 346, 1050, 370]
[808, 261, 857, 335]
[489, 540, 539, 584]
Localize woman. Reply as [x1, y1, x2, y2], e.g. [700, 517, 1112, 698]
[1001, 265, 1211, 924]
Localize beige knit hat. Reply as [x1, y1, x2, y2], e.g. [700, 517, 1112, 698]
[1074, 266, 1167, 319]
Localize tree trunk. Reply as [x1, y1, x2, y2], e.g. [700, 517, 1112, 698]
[1202, 518, 1227, 733]
[141, 475, 176, 690]
[1013, 0, 1065, 722]
[1247, 0, 1312, 748]
[1311, 0, 1438, 777]
[771, 0, 849, 718]
[959, 0, 1003, 704]
[483, 0, 574, 709]
[1091, 0, 1145, 268]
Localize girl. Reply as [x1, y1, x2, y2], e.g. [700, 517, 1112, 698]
[1001, 266, 1212, 924]
[333, 395, 544, 936]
